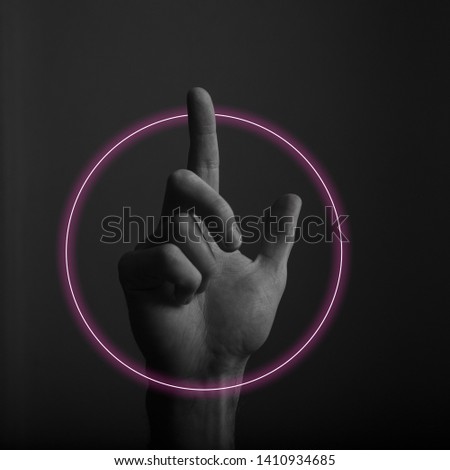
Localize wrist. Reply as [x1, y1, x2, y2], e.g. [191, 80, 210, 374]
[147, 369, 246, 449]
[144, 354, 249, 386]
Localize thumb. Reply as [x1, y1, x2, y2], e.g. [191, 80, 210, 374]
[257, 194, 302, 269]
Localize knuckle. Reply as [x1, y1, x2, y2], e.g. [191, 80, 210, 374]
[178, 267, 202, 292]
[167, 168, 194, 190]
[159, 243, 180, 265]
[189, 268, 203, 289]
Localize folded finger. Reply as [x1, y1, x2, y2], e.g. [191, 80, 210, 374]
[118, 243, 202, 305]
[169, 212, 217, 293]
[161, 169, 241, 252]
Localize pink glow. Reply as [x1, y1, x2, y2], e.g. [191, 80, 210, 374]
[58, 108, 350, 394]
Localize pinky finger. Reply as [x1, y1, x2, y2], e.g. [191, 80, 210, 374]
[118, 243, 202, 305]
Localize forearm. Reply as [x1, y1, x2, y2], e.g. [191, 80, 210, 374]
[146, 372, 245, 449]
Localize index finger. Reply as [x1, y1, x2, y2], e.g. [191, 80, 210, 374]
[187, 87, 220, 192]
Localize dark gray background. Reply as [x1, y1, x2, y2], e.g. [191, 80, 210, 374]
[1, 0, 449, 449]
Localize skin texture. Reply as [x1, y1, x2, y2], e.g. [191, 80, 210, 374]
[118, 88, 301, 448]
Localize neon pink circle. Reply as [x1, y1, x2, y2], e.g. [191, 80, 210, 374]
[59, 108, 349, 393]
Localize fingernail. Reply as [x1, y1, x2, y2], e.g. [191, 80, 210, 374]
[222, 222, 242, 252]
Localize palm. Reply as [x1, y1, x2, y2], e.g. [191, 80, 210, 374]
[127, 248, 285, 380]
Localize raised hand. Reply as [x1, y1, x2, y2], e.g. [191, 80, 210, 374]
[118, 88, 301, 448]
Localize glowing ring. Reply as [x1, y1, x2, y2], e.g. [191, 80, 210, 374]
[60, 108, 349, 393]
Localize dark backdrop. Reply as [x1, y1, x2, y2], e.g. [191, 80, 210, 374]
[1, 0, 449, 449]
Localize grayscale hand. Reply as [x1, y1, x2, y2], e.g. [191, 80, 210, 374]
[118, 88, 301, 449]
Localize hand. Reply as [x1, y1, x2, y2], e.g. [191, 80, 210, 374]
[119, 88, 301, 386]
[118, 88, 301, 449]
